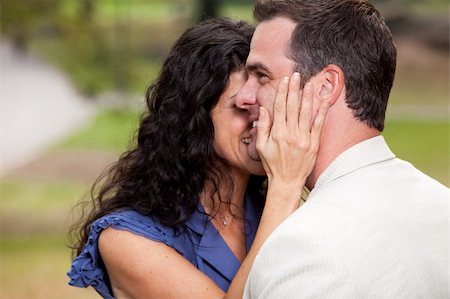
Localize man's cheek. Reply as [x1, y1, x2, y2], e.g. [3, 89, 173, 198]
[259, 87, 277, 115]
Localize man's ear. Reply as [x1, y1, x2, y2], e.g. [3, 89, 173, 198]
[311, 64, 344, 106]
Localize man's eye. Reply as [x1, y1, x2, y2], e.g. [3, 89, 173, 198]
[257, 72, 269, 84]
[256, 72, 266, 78]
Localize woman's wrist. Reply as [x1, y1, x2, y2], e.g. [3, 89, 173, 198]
[267, 176, 307, 194]
[265, 180, 305, 210]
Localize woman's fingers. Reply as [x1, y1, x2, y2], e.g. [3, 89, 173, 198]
[272, 76, 289, 131]
[298, 82, 313, 135]
[286, 73, 301, 130]
[310, 99, 330, 150]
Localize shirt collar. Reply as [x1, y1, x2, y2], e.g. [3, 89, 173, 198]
[184, 187, 263, 281]
[184, 204, 209, 235]
[310, 135, 396, 197]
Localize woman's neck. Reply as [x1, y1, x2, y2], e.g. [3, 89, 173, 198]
[200, 169, 249, 218]
[201, 169, 249, 262]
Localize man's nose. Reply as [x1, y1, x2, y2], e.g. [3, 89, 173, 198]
[236, 80, 258, 111]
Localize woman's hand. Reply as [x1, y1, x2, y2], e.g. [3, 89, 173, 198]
[256, 72, 329, 192]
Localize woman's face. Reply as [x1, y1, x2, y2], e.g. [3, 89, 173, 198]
[211, 70, 265, 177]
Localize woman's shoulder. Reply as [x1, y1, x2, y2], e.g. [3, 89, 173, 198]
[67, 209, 197, 298]
[92, 210, 176, 244]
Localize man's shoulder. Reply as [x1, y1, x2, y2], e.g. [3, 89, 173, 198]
[310, 156, 448, 213]
[263, 201, 369, 251]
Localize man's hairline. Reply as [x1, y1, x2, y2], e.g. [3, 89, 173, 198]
[247, 16, 299, 75]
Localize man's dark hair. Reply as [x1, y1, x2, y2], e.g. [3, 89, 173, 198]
[254, 0, 397, 131]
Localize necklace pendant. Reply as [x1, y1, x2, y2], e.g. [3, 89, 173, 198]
[222, 216, 229, 226]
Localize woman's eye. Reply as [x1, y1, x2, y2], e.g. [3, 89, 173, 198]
[232, 104, 246, 114]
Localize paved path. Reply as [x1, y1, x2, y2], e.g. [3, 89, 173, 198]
[0, 42, 95, 177]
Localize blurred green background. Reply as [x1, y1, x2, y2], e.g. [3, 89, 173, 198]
[0, 0, 448, 298]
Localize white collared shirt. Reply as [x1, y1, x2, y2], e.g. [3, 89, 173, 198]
[244, 136, 449, 299]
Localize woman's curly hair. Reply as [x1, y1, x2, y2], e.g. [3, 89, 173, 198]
[71, 18, 261, 256]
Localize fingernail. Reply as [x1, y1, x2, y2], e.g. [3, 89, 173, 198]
[293, 72, 300, 80]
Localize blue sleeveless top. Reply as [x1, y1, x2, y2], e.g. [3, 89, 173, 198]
[67, 191, 263, 299]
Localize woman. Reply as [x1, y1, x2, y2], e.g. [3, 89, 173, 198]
[68, 18, 328, 298]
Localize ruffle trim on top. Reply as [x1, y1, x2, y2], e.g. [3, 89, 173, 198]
[67, 210, 171, 299]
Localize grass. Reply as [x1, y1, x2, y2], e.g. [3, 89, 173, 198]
[383, 120, 449, 185]
[0, 180, 89, 239]
[0, 235, 99, 299]
[0, 180, 97, 298]
[0, 180, 86, 211]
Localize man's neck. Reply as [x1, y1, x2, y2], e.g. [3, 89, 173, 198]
[306, 121, 380, 190]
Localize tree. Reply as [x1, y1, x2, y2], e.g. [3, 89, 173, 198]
[0, 0, 60, 52]
[198, 0, 223, 21]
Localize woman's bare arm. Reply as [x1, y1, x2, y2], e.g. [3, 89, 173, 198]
[99, 228, 225, 299]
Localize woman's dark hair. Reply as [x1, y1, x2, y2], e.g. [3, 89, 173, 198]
[70, 18, 257, 256]
[254, 0, 397, 131]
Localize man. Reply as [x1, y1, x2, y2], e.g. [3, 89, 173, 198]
[236, 0, 449, 298]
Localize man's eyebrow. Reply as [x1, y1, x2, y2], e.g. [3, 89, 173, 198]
[246, 62, 272, 75]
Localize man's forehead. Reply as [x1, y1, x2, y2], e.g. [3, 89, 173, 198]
[251, 17, 296, 47]
[247, 17, 297, 69]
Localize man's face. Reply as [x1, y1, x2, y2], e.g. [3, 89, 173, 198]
[236, 17, 297, 161]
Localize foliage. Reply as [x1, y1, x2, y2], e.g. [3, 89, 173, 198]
[57, 109, 141, 152]
[1, 0, 60, 49]
[220, 2, 253, 22]
[2, 0, 187, 95]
